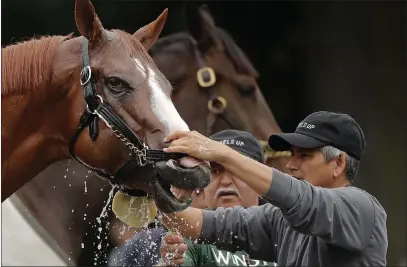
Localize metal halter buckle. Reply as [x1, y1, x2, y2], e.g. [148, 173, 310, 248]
[137, 144, 148, 167]
[197, 67, 216, 87]
[86, 95, 104, 115]
[80, 66, 92, 86]
[208, 96, 228, 114]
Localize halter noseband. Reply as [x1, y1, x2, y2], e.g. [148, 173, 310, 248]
[69, 38, 188, 196]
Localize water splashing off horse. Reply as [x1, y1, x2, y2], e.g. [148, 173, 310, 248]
[1, 0, 210, 213]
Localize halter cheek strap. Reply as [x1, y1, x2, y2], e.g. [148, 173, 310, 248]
[188, 36, 246, 135]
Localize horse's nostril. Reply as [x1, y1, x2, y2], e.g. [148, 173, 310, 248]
[160, 142, 170, 149]
[145, 128, 167, 150]
[150, 128, 162, 135]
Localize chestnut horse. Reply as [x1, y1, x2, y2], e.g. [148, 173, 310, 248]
[2, 0, 212, 263]
[6, 4, 289, 266]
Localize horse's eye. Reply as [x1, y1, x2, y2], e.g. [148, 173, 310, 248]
[106, 77, 129, 94]
[237, 85, 255, 96]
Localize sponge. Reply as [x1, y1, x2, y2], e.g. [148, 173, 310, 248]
[112, 191, 157, 229]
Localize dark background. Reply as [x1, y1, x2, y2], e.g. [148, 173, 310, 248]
[2, 0, 406, 265]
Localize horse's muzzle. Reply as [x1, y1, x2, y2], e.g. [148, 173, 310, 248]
[119, 158, 210, 213]
[151, 159, 210, 213]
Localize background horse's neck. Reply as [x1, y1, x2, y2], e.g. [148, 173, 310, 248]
[1, 35, 74, 201]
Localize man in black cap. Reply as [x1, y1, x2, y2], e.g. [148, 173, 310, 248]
[202, 130, 266, 210]
[267, 110, 366, 187]
[159, 111, 388, 266]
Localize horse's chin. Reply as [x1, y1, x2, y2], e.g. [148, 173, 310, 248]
[127, 157, 210, 213]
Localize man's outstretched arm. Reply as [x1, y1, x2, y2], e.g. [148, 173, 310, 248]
[221, 149, 382, 251]
[160, 203, 279, 262]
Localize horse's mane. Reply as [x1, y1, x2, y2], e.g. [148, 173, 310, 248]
[216, 28, 259, 78]
[1, 35, 72, 95]
[151, 32, 193, 53]
[151, 29, 259, 78]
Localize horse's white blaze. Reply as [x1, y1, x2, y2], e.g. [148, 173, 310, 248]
[133, 58, 202, 168]
[149, 74, 189, 134]
[133, 58, 189, 134]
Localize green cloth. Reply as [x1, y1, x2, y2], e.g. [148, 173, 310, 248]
[182, 239, 277, 267]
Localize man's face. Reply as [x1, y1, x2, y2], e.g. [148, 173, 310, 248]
[286, 146, 337, 187]
[204, 162, 258, 209]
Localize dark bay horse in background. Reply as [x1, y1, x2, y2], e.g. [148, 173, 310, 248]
[152, 5, 290, 166]
[9, 4, 290, 266]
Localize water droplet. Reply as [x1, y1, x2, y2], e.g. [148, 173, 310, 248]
[94, 186, 115, 261]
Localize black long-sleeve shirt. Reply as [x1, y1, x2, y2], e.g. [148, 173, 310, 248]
[200, 169, 388, 266]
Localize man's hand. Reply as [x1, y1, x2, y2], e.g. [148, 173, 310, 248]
[160, 232, 188, 266]
[164, 130, 233, 163]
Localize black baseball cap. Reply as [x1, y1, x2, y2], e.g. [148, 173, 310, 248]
[268, 111, 366, 160]
[210, 130, 265, 163]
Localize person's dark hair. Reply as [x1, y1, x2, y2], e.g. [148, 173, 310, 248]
[319, 145, 360, 183]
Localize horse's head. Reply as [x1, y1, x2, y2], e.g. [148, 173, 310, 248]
[149, 4, 289, 169]
[53, 0, 210, 212]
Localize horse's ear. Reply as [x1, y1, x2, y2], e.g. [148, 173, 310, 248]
[185, 4, 223, 50]
[74, 0, 106, 43]
[133, 9, 168, 51]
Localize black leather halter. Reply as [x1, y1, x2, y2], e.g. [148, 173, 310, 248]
[69, 38, 188, 195]
[187, 36, 246, 136]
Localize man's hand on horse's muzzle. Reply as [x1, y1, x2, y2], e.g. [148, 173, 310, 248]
[163, 130, 232, 164]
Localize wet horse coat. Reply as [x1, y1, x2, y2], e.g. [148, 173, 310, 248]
[2, 1, 211, 265]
